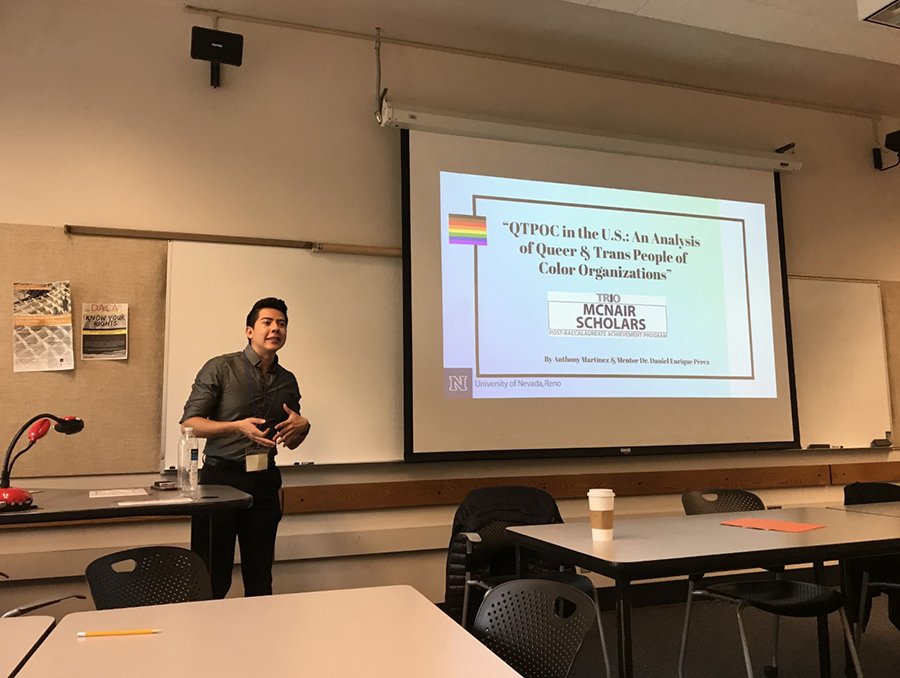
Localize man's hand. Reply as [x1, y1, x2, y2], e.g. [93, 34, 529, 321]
[234, 417, 276, 448]
[274, 404, 310, 449]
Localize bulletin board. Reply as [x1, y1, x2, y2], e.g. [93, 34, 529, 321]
[0, 224, 167, 477]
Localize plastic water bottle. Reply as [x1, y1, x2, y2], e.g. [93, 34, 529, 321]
[178, 428, 199, 495]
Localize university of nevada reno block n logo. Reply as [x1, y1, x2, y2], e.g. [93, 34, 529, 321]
[444, 368, 473, 398]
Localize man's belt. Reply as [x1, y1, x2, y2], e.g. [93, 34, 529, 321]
[203, 454, 274, 472]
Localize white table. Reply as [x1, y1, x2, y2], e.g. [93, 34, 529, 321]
[509, 506, 900, 678]
[0, 616, 54, 678]
[17, 585, 521, 677]
[829, 500, 900, 519]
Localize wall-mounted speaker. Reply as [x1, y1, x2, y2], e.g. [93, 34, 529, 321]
[190, 26, 243, 88]
[191, 26, 243, 66]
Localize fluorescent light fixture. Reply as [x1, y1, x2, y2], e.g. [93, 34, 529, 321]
[858, 0, 900, 27]
[379, 101, 801, 173]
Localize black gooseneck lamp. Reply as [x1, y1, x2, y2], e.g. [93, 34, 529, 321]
[0, 414, 84, 511]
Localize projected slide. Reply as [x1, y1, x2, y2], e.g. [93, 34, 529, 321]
[441, 172, 776, 400]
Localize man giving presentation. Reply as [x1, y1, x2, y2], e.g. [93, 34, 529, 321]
[180, 297, 310, 597]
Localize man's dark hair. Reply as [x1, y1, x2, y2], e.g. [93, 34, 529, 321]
[246, 297, 289, 329]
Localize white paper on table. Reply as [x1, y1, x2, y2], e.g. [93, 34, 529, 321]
[89, 488, 149, 499]
[117, 497, 194, 506]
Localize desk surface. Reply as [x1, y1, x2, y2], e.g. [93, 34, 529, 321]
[0, 486, 251, 525]
[17, 585, 521, 678]
[0, 616, 54, 678]
[828, 501, 900, 519]
[509, 507, 900, 580]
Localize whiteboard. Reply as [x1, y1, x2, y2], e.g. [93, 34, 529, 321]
[162, 241, 402, 468]
[788, 277, 892, 448]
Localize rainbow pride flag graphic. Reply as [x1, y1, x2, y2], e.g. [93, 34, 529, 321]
[448, 214, 487, 246]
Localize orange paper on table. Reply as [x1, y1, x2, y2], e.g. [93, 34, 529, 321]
[720, 517, 826, 533]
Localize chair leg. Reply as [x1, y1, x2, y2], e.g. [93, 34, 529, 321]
[840, 608, 865, 678]
[591, 587, 611, 678]
[734, 603, 755, 678]
[677, 580, 695, 678]
[763, 616, 780, 677]
[854, 571, 870, 650]
[461, 579, 472, 630]
[765, 569, 783, 677]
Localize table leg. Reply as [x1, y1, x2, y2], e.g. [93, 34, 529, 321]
[813, 561, 832, 678]
[190, 513, 212, 572]
[615, 579, 633, 678]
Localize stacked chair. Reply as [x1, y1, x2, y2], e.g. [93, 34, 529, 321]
[444, 486, 609, 677]
[843, 481, 900, 650]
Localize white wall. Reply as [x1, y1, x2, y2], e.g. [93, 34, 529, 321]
[2, 0, 899, 612]
[4, 0, 900, 275]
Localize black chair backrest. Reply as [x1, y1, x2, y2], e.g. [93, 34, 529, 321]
[444, 486, 568, 623]
[473, 579, 596, 678]
[451, 486, 565, 534]
[842, 482, 900, 633]
[682, 489, 765, 515]
[844, 481, 900, 506]
[85, 546, 213, 610]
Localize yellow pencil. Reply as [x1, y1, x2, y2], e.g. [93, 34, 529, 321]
[77, 629, 161, 638]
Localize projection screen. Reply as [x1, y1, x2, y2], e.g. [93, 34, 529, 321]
[403, 128, 798, 460]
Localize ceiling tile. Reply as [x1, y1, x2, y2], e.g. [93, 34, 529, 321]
[744, 0, 858, 23]
[633, 0, 900, 63]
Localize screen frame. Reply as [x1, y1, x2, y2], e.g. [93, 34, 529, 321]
[401, 129, 801, 463]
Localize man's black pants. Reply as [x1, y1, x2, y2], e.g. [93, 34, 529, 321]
[199, 462, 283, 598]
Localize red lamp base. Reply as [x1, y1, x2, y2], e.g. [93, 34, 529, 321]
[0, 487, 33, 511]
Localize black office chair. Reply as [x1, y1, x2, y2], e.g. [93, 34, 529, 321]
[681, 488, 765, 515]
[1, 594, 86, 618]
[85, 546, 213, 610]
[678, 489, 863, 678]
[679, 489, 768, 677]
[473, 579, 600, 678]
[0, 569, 86, 618]
[443, 486, 609, 677]
[843, 482, 900, 648]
